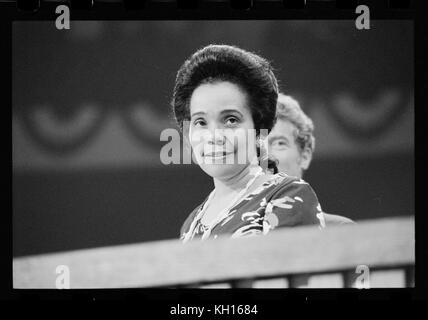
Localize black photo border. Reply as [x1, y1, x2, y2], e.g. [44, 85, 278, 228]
[1, 0, 425, 308]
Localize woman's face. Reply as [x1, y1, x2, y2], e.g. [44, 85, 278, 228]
[189, 81, 257, 180]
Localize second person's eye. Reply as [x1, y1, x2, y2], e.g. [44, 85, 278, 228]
[272, 140, 287, 148]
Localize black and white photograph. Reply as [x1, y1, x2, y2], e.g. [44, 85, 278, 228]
[8, 3, 415, 293]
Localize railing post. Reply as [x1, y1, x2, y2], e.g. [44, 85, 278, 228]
[288, 275, 310, 288]
[405, 266, 415, 287]
[342, 270, 358, 288]
[230, 279, 253, 288]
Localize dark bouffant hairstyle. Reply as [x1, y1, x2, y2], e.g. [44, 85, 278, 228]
[172, 44, 279, 173]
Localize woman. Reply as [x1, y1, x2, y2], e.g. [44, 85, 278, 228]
[172, 44, 325, 242]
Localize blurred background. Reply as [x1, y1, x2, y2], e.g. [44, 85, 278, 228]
[13, 20, 414, 257]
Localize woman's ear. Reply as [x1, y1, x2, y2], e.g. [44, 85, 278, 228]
[300, 147, 313, 171]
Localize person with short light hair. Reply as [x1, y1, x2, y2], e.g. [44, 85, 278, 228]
[268, 93, 354, 226]
[268, 94, 315, 178]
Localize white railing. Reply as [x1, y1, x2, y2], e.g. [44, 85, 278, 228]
[13, 216, 414, 288]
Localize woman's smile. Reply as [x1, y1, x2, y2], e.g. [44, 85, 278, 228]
[204, 151, 233, 158]
[203, 150, 235, 164]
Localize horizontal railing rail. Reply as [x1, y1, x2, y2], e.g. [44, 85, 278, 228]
[13, 216, 414, 288]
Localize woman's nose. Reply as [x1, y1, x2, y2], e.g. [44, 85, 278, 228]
[207, 127, 226, 145]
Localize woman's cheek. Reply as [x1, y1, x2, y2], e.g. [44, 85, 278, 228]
[189, 128, 205, 164]
[244, 128, 258, 160]
[226, 128, 255, 163]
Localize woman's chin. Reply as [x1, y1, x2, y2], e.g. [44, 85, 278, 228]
[199, 163, 247, 179]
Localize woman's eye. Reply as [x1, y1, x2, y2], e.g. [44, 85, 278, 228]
[193, 119, 206, 127]
[224, 116, 240, 126]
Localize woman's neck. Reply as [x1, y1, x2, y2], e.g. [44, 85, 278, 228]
[212, 164, 262, 198]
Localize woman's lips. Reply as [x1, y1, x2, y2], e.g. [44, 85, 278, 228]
[203, 151, 234, 158]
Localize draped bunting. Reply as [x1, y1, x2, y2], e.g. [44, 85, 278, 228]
[13, 20, 413, 168]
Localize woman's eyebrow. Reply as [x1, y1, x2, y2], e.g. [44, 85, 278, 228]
[219, 109, 244, 117]
[190, 111, 206, 118]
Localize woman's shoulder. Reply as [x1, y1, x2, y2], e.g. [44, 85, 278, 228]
[264, 172, 310, 195]
[262, 172, 324, 228]
[179, 199, 207, 238]
[237, 172, 304, 204]
[263, 172, 321, 213]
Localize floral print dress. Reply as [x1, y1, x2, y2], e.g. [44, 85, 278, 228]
[180, 172, 326, 242]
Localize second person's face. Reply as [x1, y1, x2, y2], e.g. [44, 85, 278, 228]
[268, 119, 304, 178]
[188, 81, 257, 180]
